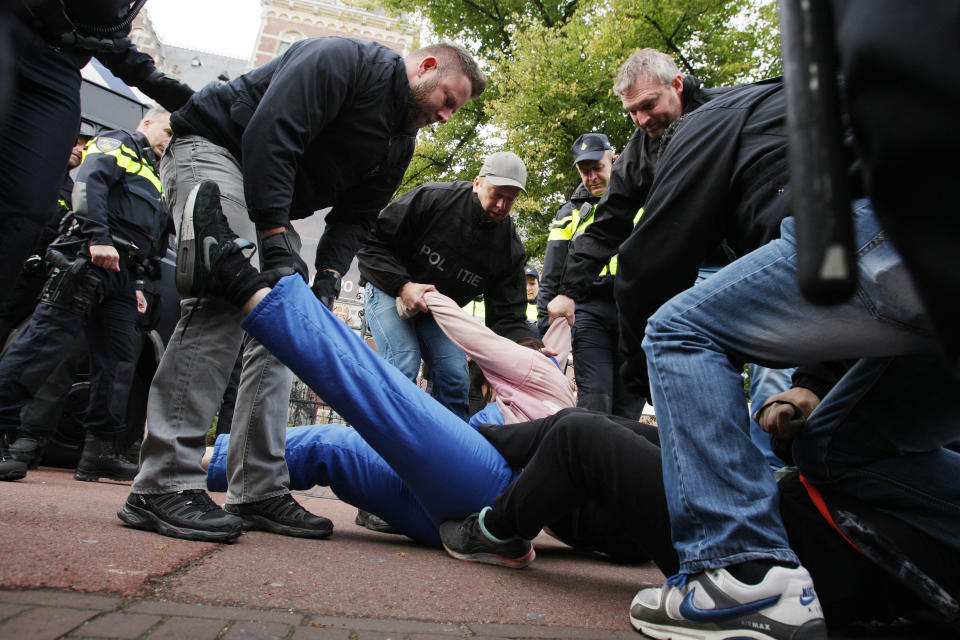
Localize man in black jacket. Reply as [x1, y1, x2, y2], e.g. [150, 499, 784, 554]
[537, 133, 644, 417]
[0, 0, 192, 299]
[119, 38, 485, 543]
[357, 151, 534, 422]
[545, 49, 727, 335]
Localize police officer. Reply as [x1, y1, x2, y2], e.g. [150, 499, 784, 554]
[538, 133, 645, 417]
[358, 151, 535, 422]
[545, 50, 728, 349]
[0, 108, 173, 483]
[0, 0, 192, 301]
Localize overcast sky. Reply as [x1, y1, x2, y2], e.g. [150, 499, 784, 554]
[145, 0, 262, 59]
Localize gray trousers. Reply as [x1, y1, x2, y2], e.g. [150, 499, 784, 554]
[132, 135, 298, 504]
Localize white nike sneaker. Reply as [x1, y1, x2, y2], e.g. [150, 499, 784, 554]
[629, 565, 826, 640]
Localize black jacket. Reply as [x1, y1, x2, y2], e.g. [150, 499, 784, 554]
[172, 37, 416, 264]
[615, 80, 789, 384]
[558, 76, 729, 302]
[71, 130, 172, 262]
[536, 182, 604, 335]
[358, 181, 533, 340]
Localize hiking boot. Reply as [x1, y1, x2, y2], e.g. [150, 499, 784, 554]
[118, 490, 242, 542]
[225, 493, 333, 539]
[8, 435, 48, 469]
[74, 433, 139, 482]
[438, 507, 534, 568]
[629, 565, 826, 640]
[355, 508, 400, 535]
[0, 432, 27, 481]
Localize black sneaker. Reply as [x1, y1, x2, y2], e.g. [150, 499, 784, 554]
[355, 508, 400, 535]
[225, 493, 333, 539]
[438, 508, 534, 568]
[117, 490, 242, 542]
[176, 180, 252, 298]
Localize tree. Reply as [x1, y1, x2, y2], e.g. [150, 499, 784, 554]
[382, 0, 782, 261]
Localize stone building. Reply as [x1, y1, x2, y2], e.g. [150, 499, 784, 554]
[129, 0, 419, 87]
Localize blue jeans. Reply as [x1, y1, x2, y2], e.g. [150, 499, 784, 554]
[364, 283, 470, 421]
[641, 200, 940, 573]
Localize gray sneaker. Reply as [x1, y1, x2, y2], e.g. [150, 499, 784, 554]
[438, 508, 534, 568]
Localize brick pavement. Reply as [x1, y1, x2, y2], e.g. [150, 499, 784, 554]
[0, 589, 638, 639]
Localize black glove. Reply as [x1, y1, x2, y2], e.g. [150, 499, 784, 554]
[140, 71, 194, 112]
[260, 231, 308, 283]
[311, 269, 342, 310]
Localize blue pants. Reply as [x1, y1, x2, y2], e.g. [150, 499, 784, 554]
[642, 200, 949, 573]
[219, 276, 516, 542]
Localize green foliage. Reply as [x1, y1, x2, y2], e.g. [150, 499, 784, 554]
[383, 0, 782, 260]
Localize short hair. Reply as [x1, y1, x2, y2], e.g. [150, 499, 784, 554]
[142, 105, 170, 122]
[613, 48, 679, 96]
[411, 42, 487, 98]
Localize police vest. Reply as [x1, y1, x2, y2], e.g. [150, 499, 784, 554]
[547, 202, 644, 276]
[79, 132, 168, 251]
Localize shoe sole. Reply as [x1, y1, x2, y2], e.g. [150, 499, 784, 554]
[117, 503, 242, 543]
[75, 469, 138, 482]
[442, 543, 535, 569]
[629, 608, 827, 640]
[235, 513, 333, 539]
[175, 182, 202, 297]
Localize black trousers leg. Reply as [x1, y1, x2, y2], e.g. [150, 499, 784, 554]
[483, 408, 678, 574]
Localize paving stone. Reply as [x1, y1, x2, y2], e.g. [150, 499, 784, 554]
[291, 623, 353, 640]
[147, 616, 230, 640]
[125, 600, 302, 624]
[469, 622, 626, 639]
[223, 619, 295, 639]
[70, 612, 162, 638]
[307, 615, 464, 635]
[0, 590, 121, 611]
[0, 605, 99, 640]
[0, 602, 30, 622]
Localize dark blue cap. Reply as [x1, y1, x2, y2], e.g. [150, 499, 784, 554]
[571, 133, 612, 166]
[524, 265, 539, 279]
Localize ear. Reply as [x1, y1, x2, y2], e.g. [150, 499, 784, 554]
[612, 153, 620, 162]
[418, 55, 439, 78]
[672, 74, 684, 95]
[473, 176, 482, 192]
